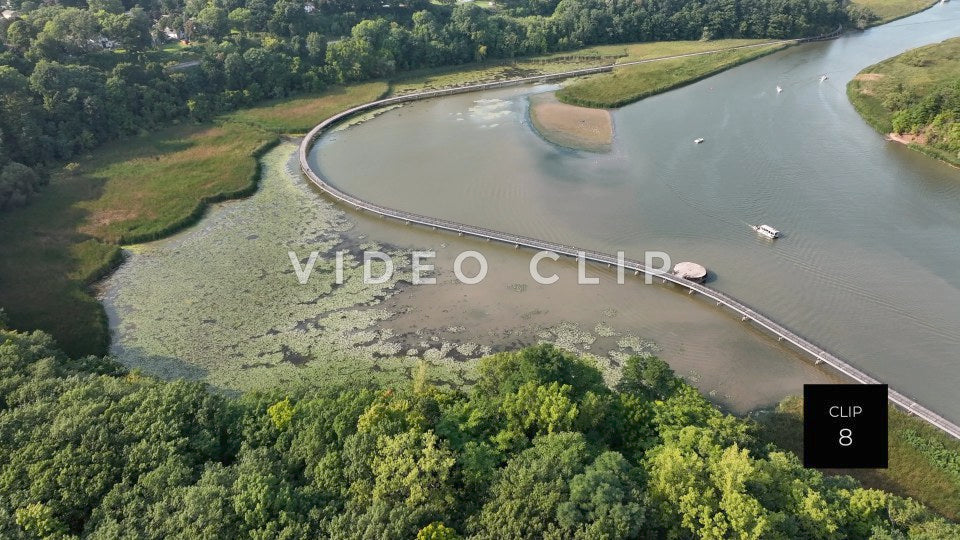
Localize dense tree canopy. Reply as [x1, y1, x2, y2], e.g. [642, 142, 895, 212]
[890, 79, 960, 158]
[1, 327, 958, 538]
[0, 0, 856, 211]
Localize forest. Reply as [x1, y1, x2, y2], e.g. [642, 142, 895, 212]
[1, 323, 958, 539]
[0, 0, 854, 210]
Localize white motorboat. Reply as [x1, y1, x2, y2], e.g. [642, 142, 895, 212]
[776, 85, 783, 93]
[819, 75, 828, 82]
[694, 138, 704, 144]
[752, 224, 781, 239]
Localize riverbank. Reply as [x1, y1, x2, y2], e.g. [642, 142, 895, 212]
[847, 37, 960, 168]
[388, 39, 775, 96]
[528, 92, 613, 152]
[0, 40, 793, 355]
[557, 41, 788, 109]
[853, 0, 940, 25]
[0, 82, 387, 356]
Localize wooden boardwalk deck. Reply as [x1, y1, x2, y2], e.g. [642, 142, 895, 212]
[298, 34, 960, 442]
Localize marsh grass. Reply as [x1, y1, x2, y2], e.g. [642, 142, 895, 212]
[76, 123, 278, 244]
[847, 37, 960, 166]
[851, 0, 938, 23]
[100, 145, 480, 391]
[0, 41, 787, 356]
[224, 82, 390, 133]
[389, 39, 775, 97]
[0, 83, 388, 355]
[756, 395, 960, 521]
[557, 42, 787, 108]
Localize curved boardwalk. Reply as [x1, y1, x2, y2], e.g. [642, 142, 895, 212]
[299, 37, 960, 441]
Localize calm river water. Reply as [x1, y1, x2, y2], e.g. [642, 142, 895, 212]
[312, 5, 960, 419]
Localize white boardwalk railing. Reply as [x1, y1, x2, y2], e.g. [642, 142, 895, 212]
[298, 32, 960, 441]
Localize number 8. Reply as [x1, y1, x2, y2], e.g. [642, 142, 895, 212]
[839, 428, 853, 447]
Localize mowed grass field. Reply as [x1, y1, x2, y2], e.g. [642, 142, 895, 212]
[557, 41, 787, 108]
[0, 84, 384, 356]
[757, 396, 960, 521]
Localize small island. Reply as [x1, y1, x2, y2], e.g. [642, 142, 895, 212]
[528, 92, 614, 152]
[848, 37, 960, 167]
[528, 40, 788, 152]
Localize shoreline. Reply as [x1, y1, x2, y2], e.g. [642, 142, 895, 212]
[848, 38, 960, 170]
[886, 132, 960, 169]
[298, 83, 960, 442]
[862, 0, 942, 27]
[527, 92, 614, 152]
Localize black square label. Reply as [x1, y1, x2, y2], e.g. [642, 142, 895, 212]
[803, 384, 888, 468]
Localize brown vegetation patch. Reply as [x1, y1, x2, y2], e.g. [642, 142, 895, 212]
[83, 208, 140, 230]
[887, 132, 928, 145]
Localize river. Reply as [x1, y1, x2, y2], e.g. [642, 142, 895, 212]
[311, 4, 960, 419]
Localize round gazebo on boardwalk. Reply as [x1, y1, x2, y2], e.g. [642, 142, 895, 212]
[673, 262, 707, 283]
[296, 39, 960, 442]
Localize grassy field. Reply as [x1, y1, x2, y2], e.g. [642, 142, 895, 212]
[847, 37, 960, 166]
[557, 41, 786, 108]
[756, 396, 960, 521]
[851, 0, 938, 24]
[0, 84, 385, 356]
[76, 123, 276, 244]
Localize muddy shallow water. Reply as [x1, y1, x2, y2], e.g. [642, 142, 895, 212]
[100, 144, 838, 411]
[311, 6, 960, 419]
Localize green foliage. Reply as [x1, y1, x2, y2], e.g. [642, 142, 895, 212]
[0, 0, 847, 212]
[471, 432, 594, 538]
[2, 332, 958, 538]
[617, 354, 678, 400]
[556, 451, 646, 539]
[846, 4, 879, 30]
[0, 161, 45, 210]
[498, 381, 579, 443]
[417, 521, 461, 540]
[848, 37, 960, 166]
[755, 395, 960, 522]
[14, 502, 67, 538]
[900, 429, 960, 482]
[267, 397, 295, 430]
[847, 0, 935, 25]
